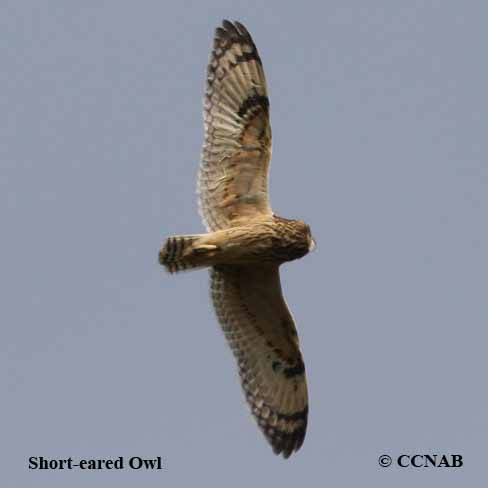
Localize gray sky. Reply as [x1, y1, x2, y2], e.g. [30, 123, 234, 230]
[2, 1, 487, 486]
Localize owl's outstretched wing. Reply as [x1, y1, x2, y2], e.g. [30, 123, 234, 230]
[198, 20, 272, 232]
[210, 264, 308, 458]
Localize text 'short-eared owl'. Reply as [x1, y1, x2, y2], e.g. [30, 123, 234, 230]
[159, 20, 315, 458]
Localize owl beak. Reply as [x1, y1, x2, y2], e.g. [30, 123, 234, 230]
[308, 236, 316, 252]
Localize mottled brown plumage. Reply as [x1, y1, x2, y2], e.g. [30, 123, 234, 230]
[159, 20, 314, 458]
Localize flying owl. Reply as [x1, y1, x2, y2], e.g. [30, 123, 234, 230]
[159, 20, 315, 458]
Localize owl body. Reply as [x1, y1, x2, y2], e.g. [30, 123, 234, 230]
[160, 215, 312, 272]
[204, 215, 313, 265]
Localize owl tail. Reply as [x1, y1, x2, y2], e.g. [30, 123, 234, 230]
[159, 234, 218, 273]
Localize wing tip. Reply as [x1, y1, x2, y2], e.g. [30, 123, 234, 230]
[267, 421, 308, 459]
[214, 19, 255, 45]
[257, 404, 309, 459]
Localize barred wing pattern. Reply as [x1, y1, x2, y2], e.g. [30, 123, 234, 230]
[198, 20, 272, 232]
[211, 264, 308, 458]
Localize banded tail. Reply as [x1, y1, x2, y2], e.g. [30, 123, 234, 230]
[158, 235, 217, 273]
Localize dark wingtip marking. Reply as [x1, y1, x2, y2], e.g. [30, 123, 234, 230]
[234, 21, 251, 38]
[212, 20, 262, 67]
[266, 423, 307, 459]
[222, 19, 239, 36]
[257, 405, 309, 459]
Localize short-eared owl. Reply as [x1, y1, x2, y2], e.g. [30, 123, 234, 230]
[159, 20, 314, 458]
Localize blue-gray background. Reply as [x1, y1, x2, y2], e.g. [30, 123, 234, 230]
[2, 1, 487, 486]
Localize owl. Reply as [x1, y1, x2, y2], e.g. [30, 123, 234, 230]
[159, 20, 315, 458]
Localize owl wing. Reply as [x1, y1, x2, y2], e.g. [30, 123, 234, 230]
[198, 20, 272, 232]
[210, 264, 308, 458]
